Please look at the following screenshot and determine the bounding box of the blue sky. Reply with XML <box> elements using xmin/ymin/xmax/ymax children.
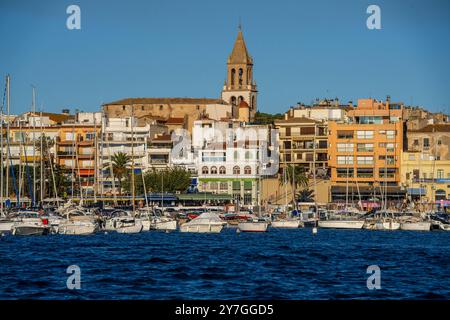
<box><xmin>0</xmin><ymin>0</ymin><xmax>449</xmax><ymax>115</ymax></box>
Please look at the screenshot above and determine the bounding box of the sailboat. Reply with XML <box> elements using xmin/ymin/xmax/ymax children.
<box><xmin>238</xmin><ymin>160</ymin><xmax>268</xmax><ymax>232</ymax></box>
<box><xmin>271</xmin><ymin>164</ymin><xmax>301</xmax><ymax>228</ymax></box>
<box><xmin>319</xmin><ymin>162</ymin><xmax>364</xmax><ymax>229</ymax></box>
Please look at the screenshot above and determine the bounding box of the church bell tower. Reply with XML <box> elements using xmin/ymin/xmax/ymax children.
<box><xmin>221</xmin><ymin>27</ymin><xmax>257</xmax><ymax>121</ymax></box>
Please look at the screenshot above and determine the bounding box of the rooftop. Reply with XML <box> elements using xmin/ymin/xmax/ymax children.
<box><xmin>104</xmin><ymin>97</ymin><xmax>226</xmax><ymax>106</ymax></box>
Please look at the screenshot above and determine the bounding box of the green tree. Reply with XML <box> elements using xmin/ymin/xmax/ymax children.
<box><xmin>124</xmin><ymin>167</ymin><xmax>191</xmax><ymax>194</ymax></box>
<box><xmin>105</xmin><ymin>152</ymin><xmax>131</xmax><ymax>195</ymax></box>
<box><xmin>279</xmin><ymin>165</ymin><xmax>309</xmax><ymax>207</ymax></box>
<box><xmin>296</xmin><ymin>189</ymin><xmax>315</xmax><ymax>202</ymax></box>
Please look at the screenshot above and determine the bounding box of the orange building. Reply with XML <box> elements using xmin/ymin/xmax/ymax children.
<box><xmin>328</xmin><ymin>97</ymin><xmax>405</xmax><ymax>206</ymax></box>
<box><xmin>56</xmin><ymin>123</ymin><xmax>101</xmax><ymax>195</ymax></box>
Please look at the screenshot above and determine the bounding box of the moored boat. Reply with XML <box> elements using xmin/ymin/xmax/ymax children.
<box><xmin>237</xmin><ymin>218</ymin><xmax>269</xmax><ymax>232</ymax></box>
<box><xmin>11</xmin><ymin>211</ymin><xmax>50</xmax><ymax>236</ymax></box>
<box><xmin>180</xmin><ymin>212</ymin><xmax>225</xmax><ymax>233</ymax></box>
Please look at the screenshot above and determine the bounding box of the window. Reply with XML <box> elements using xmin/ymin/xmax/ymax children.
<box><xmin>408</xmin><ymin>154</ymin><xmax>416</xmax><ymax>161</ymax></box>
<box><xmin>357</xmin><ymin>168</ymin><xmax>373</xmax><ymax>178</ymax></box>
<box><xmin>231</xmin><ymin>69</ymin><xmax>235</xmax><ymax>86</ymax></box>
<box><xmin>220</xmin><ymin>182</ymin><xmax>228</xmax><ymax>190</ymax></box>
<box><xmin>379</xmin><ymin>155</ymin><xmax>395</xmax><ymax>165</ymax></box>
<box><xmin>210</xmin><ymin>182</ymin><xmax>218</xmax><ymax>190</ymax></box>
<box><xmin>245</xmin><ymin>151</ymin><xmax>252</xmax><ymax>160</ymax></box>
<box><xmin>424</xmin><ymin>138</ymin><xmax>430</xmax><ymax>148</ymax></box>
<box><xmin>202</xmin><ymin>166</ymin><xmax>209</xmax><ymax>174</ymax></box>
<box><xmin>357</xmin><ymin>156</ymin><xmax>373</xmax><ymax>165</ymax></box>
<box><xmin>358</xmin><ymin>116</ymin><xmax>382</xmax><ymax>124</ymax></box>
<box><xmin>210</xmin><ymin>166</ymin><xmax>217</xmax><ymax>174</ymax></box>
<box><xmin>337</xmin><ymin>168</ymin><xmax>354</xmax><ymax>178</ymax></box>
<box><xmin>337</xmin><ymin>143</ymin><xmax>353</xmax><ymax>152</ymax></box>
<box><xmin>238</xmin><ymin>68</ymin><xmax>243</xmax><ymax>85</ymax></box>
<box><xmin>219</xmin><ymin>166</ymin><xmax>226</xmax><ymax>174</ymax></box>
<box><xmin>337</xmin><ymin>156</ymin><xmax>353</xmax><ymax>165</ymax></box>
<box><xmin>413</xmin><ymin>139</ymin><xmax>419</xmax><ymax>145</ymax></box>
<box><xmin>386</xmin><ymin>130</ymin><xmax>395</xmax><ymax>139</ymax></box>
<box><xmin>337</xmin><ymin>131</ymin><xmax>353</xmax><ymax>139</ymax></box>
<box><xmin>379</xmin><ymin>168</ymin><xmax>396</xmax><ymax>178</ymax></box>
<box><xmin>437</xmin><ymin>169</ymin><xmax>444</xmax><ymax>179</ymax></box>
<box><xmin>233</xmin><ymin>151</ymin><xmax>239</xmax><ymax>160</ymax></box>
<box><xmin>244</xmin><ymin>166</ymin><xmax>251</xmax><ymax>174</ymax></box>
<box><xmin>357</xmin><ymin>143</ymin><xmax>374</xmax><ymax>152</ymax></box>
<box><xmin>233</xmin><ymin>166</ymin><xmax>240</xmax><ymax>175</ymax></box>
<box><xmin>66</xmin><ymin>132</ymin><xmax>75</xmax><ymax>141</ymax></box>
<box><xmin>356</xmin><ymin>131</ymin><xmax>374</xmax><ymax>139</ymax></box>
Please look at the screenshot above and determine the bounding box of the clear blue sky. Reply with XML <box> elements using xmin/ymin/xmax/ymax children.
<box><xmin>1</xmin><ymin>0</ymin><xmax>449</xmax><ymax>115</ymax></box>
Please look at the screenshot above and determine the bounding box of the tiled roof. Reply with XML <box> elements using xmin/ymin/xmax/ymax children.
<box><xmin>104</xmin><ymin>98</ymin><xmax>226</xmax><ymax>105</ymax></box>
<box><xmin>410</xmin><ymin>124</ymin><xmax>450</xmax><ymax>133</ymax></box>
<box><xmin>165</xmin><ymin>117</ymin><xmax>184</xmax><ymax>125</ymax></box>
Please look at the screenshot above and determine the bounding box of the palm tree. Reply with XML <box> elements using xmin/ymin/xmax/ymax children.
<box><xmin>296</xmin><ymin>189</ymin><xmax>314</xmax><ymax>202</ymax></box>
<box><xmin>279</xmin><ymin>165</ymin><xmax>309</xmax><ymax>208</ymax></box>
<box><xmin>107</xmin><ymin>152</ymin><xmax>131</xmax><ymax>196</ymax></box>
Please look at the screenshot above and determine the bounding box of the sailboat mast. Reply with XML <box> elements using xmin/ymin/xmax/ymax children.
<box><xmin>130</xmin><ymin>107</ymin><xmax>135</xmax><ymax>213</ymax></box>
<box><xmin>0</xmin><ymin>82</ymin><xmax>3</xmax><ymax>215</ymax></box>
<box><xmin>32</xmin><ymin>87</ymin><xmax>36</xmax><ymax>207</ymax></box>
<box><xmin>93</xmin><ymin>114</ymin><xmax>98</xmax><ymax>203</ymax></box>
<box><xmin>312</xmin><ymin>125</ymin><xmax>318</xmax><ymax>215</ymax></box>
<box><xmin>5</xmin><ymin>75</ymin><xmax>10</xmax><ymax>200</ymax></box>
<box><xmin>40</xmin><ymin>110</ymin><xmax>44</xmax><ymax>204</ymax></box>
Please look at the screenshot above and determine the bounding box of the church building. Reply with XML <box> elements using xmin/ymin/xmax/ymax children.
<box><xmin>102</xmin><ymin>29</ymin><xmax>258</xmax><ymax>130</ymax></box>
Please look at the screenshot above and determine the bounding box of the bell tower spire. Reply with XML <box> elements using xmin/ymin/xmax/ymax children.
<box><xmin>221</xmin><ymin>27</ymin><xmax>257</xmax><ymax>121</ymax></box>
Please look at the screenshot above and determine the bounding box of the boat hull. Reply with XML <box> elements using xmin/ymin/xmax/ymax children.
<box><xmin>58</xmin><ymin>223</ymin><xmax>97</xmax><ymax>235</ymax></box>
<box><xmin>12</xmin><ymin>225</ymin><xmax>49</xmax><ymax>236</ymax></box>
<box><xmin>375</xmin><ymin>221</ymin><xmax>400</xmax><ymax>230</ymax></box>
<box><xmin>0</xmin><ymin>221</ymin><xmax>14</xmax><ymax>233</ymax></box>
<box><xmin>237</xmin><ymin>222</ymin><xmax>268</xmax><ymax>232</ymax></box>
<box><xmin>400</xmin><ymin>222</ymin><xmax>431</xmax><ymax>231</ymax></box>
<box><xmin>116</xmin><ymin>224</ymin><xmax>143</xmax><ymax>234</ymax></box>
<box><xmin>318</xmin><ymin>220</ymin><xmax>364</xmax><ymax>229</ymax></box>
<box><xmin>180</xmin><ymin>223</ymin><xmax>223</xmax><ymax>233</ymax></box>
<box><xmin>271</xmin><ymin>220</ymin><xmax>301</xmax><ymax>228</ymax></box>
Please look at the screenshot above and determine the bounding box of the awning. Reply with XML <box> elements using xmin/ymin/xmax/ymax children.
<box><xmin>177</xmin><ymin>193</ymin><xmax>232</xmax><ymax>201</ymax></box>
<box><xmin>407</xmin><ymin>188</ymin><xmax>427</xmax><ymax>196</ymax></box>
<box><xmin>146</xmin><ymin>193</ymin><xmax>177</xmax><ymax>201</ymax></box>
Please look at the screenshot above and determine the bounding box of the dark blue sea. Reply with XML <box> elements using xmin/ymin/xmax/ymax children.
<box><xmin>0</xmin><ymin>228</ymin><xmax>449</xmax><ymax>299</ymax></box>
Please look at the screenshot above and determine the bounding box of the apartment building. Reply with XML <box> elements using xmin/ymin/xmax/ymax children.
<box><xmin>328</xmin><ymin>97</ymin><xmax>405</xmax><ymax>205</ymax></box>
<box><xmin>274</xmin><ymin>116</ymin><xmax>328</xmax><ymax>176</ymax></box>
<box><xmin>401</xmin><ymin>124</ymin><xmax>450</xmax><ymax>206</ymax></box>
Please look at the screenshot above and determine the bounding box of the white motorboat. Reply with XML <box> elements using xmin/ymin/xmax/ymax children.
<box><xmin>237</xmin><ymin>218</ymin><xmax>269</xmax><ymax>232</ymax></box>
<box><xmin>105</xmin><ymin>210</ymin><xmax>143</xmax><ymax>234</ymax></box>
<box><xmin>375</xmin><ymin>220</ymin><xmax>400</xmax><ymax>230</ymax></box>
<box><xmin>11</xmin><ymin>211</ymin><xmax>50</xmax><ymax>236</ymax></box>
<box><xmin>139</xmin><ymin>210</ymin><xmax>178</xmax><ymax>231</ymax></box>
<box><xmin>180</xmin><ymin>212</ymin><xmax>225</xmax><ymax>233</ymax></box>
<box><xmin>57</xmin><ymin>209</ymin><xmax>98</xmax><ymax>235</ymax></box>
<box><xmin>439</xmin><ymin>223</ymin><xmax>450</xmax><ymax>231</ymax></box>
<box><xmin>318</xmin><ymin>220</ymin><xmax>365</xmax><ymax>229</ymax></box>
<box><xmin>398</xmin><ymin>216</ymin><xmax>431</xmax><ymax>231</ymax></box>
<box><xmin>271</xmin><ymin>219</ymin><xmax>302</xmax><ymax>228</ymax></box>
<box><xmin>0</xmin><ymin>219</ymin><xmax>14</xmax><ymax>233</ymax></box>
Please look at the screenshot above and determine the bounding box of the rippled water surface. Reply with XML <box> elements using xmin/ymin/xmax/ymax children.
<box><xmin>0</xmin><ymin>228</ymin><xmax>449</xmax><ymax>299</ymax></box>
